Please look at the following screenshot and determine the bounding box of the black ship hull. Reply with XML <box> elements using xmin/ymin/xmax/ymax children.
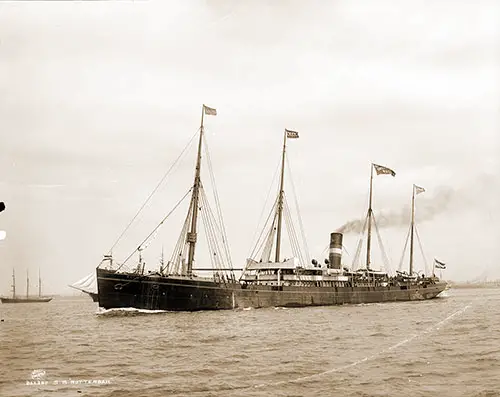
<box><xmin>1</xmin><ymin>297</ymin><xmax>52</xmax><ymax>303</ymax></box>
<box><xmin>97</xmin><ymin>268</ymin><xmax>446</xmax><ymax>311</ymax></box>
<box><xmin>86</xmin><ymin>292</ymin><xmax>99</xmax><ymax>302</ymax></box>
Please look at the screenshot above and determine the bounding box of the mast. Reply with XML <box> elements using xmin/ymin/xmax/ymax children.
<box><xmin>38</xmin><ymin>268</ymin><xmax>41</xmax><ymax>297</ymax></box>
<box><xmin>409</xmin><ymin>185</ymin><xmax>416</xmax><ymax>275</ymax></box>
<box><xmin>26</xmin><ymin>269</ymin><xmax>29</xmax><ymax>299</ymax></box>
<box><xmin>275</xmin><ymin>129</ymin><xmax>287</xmax><ymax>263</ymax></box>
<box><xmin>12</xmin><ymin>268</ymin><xmax>16</xmax><ymax>299</ymax></box>
<box><xmin>186</xmin><ymin>105</ymin><xmax>206</xmax><ymax>275</ymax></box>
<box><xmin>366</xmin><ymin>164</ymin><xmax>374</xmax><ymax>269</ymax></box>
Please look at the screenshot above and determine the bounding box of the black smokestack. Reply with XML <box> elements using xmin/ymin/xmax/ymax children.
<box><xmin>329</xmin><ymin>232</ymin><xmax>343</xmax><ymax>269</ymax></box>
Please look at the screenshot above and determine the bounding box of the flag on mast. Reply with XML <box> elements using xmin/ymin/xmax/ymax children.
<box><xmin>434</xmin><ymin>258</ymin><xmax>446</xmax><ymax>269</ymax></box>
<box><xmin>414</xmin><ymin>185</ymin><xmax>425</xmax><ymax>195</ymax></box>
<box><xmin>373</xmin><ymin>163</ymin><xmax>396</xmax><ymax>177</ymax></box>
<box><xmin>203</xmin><ymin>105</ymin><xmax>217</xmax><ymax>116</ymax></box>
<box><xmin>285</xmin><ymin>129</ymin><xmax>299</xmax><ymax>139</ymax></box>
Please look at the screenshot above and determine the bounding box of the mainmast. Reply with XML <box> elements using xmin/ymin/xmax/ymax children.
<box><xmin>38</xmin><ymin>268</ymin><xmax>41</xmax><ymax>297</ymax></box>
<box><xmin>186</xmin><ymin>104</ymin><xmax>216</xmax><ymax>275</ymax></box>
<box><xmin>275</xmin><ymin>130</ymin><xmax>287</xmax><ymax>263</ymax></box>
<box><xmin>26</xmin><ymin>269</ymin><xmax>29</xmax><ymax>299</ymax></box>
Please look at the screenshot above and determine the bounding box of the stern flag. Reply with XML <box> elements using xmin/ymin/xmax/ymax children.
<box><xmin>203</xmin><ymin>105</ymin><xmax>217</xmax><ymax>116</ymax></box>
<box><xmin>434</xmin><ymin>258</ymin><xmax>446</xmax><ymax>269</ymax></box>
<box><xmin>414</xmin><ymin>185</ymin><xmax>426</xmax><ymax>195</ymax></box>
<box><xmin>285</xmin><ymin>129</ymin><xmax>299</xmax><ymax>139</ymax></box>
<box><xmin>373</xmin><ymin>163</ymin><xmax>396</xmax><ymax>177</ymax></box>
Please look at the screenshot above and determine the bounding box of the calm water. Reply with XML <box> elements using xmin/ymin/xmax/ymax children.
<box><xmin>1</xmin><ymin>288</ymin><xmax>499</xmax><ymax>397</ymax></box>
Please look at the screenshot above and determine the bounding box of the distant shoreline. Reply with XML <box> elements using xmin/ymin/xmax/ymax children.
<box><xmin>448</xmin><ymin>282</ymin><xmax>500</xmax><ymax>289</ymax></box>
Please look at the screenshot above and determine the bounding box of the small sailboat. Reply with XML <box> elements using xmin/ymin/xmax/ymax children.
<box><xmin>1</xmin><ymin>269</ymin><xmax>52</xmax><ymax>303</ymax></box>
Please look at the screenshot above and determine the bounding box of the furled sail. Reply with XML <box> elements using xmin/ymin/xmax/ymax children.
<box><xmin>69</xmin><ymin>272</ymin><xmax>97</xmax><ymax>294</ymax></box>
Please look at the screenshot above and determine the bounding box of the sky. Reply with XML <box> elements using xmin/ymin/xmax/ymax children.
<box><xmin>0</xmin><ymin>0</ymin><xmax>499</xmax><ymax>295</ymax></box>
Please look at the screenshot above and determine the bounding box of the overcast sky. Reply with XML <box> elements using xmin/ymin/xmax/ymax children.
<box><xmin>0</xmin><ymin>0</ymin><xmax>499</xmax><ymax>294</ymax></box>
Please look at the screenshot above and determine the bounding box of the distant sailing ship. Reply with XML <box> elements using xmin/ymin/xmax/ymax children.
<box><xmin>69</xmin><ymin>272</ymin><xmax>98</xmax><ymax>302</ymax></box>
<box><xmin>1</xmin><ymin>269</ymin><xmax>52</xmax><ymax>303</ymax></box>
<box><xmin>96</xmin><ymin>105</ymin><xmax>446</xmax><ymax>311</ymax></box>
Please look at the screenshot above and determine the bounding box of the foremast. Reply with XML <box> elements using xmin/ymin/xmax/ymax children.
<box><xmin>185</xmin><ymin>104</ymin><xmax>218</xmax><ymax>275</ymax></box>
<box><xmin>108</xmin><ymin>104</ymin><xmax>228</xmax><ymax>277</ymax></box>
<box><xmin>186</xmin><ymin>106</ymin><xmax>206</xmax><ymax>275</ymax></box>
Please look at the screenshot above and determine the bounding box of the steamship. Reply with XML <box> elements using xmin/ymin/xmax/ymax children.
<box><xmin>96</xmin><ymin>105</ymin><xmax>446</xmax><ymax>311</ymax></box>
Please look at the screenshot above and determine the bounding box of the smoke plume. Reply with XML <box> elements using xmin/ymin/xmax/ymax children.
<box><xmin>336</xmin><ymin>186</ymin><xmax>454</xmax><ymax>234</ymax></box>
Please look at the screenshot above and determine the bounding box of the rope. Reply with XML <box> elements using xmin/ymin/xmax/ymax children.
<box><xmin>199</xmin><ymin>186</ymin><xmax>233</xmax><ymax>277</ymax></box>
<box><xmin>283</xmin><ymin>194</ymin><xmax>305</xmax><ymax>266</ymax></box>
<box><xmin>116</xmin><ymin>187</ymin><xmax>193</xmax><ymax>271</ymax></box>
<box><xmin>351</xmin><ymin>215</ymin><xmax>368</xmax><ymax>270</ymax></box>
<box><xmin>260</xmin><ymin>209</ymin><xmax>278</xmax><ymax>263</ymax></box>
<box><xmin>247</xmin><ymin>157</ymin><xmax>282</xmax><ymax>258</ymax></box>
<box><xmin>107</xmin><ymin>129</ymin><xmax>199</xmax><ymax>255</ymax></box>
<box><xmin>169</xmin><ymin>197</ymin><xmax>194</xmax><ymax>274</ymax></box>
<box><xmin>202</xmin><ymin>134</ymin><xmax>233</xmax><ymax>269</ymax></box>
<box><xmin>415</xmin><ymin>226</ymin><xmax>430</xmax><ymax>276</ymax></box>
<box><xmin>397</xmin><ymin>224</ymin><xmax>412</xmax><ymax>272</ymax></box>
<box><xmin>286</xmin><ymin>156</ymin><xmax>311</xmax><ymax>264</ymax></box>
<box><xmin>372</xmin><ymin>213</ymin><xmax>393</xmax><ymax>274</ymax></box>
<box><xmin>249</xmin><ymin>195</ymin><xmax>279</xmax><ymax>260</ymax></box>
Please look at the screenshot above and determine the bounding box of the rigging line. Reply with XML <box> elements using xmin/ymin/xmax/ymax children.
<box><xmin>199</xmin><ymin>182</ymin><xmax>233</xmax><ymax>271</ymax></box>
<box><xmin>260</xmin><ymin>211</ymin><xmax>278</xmax><ymax>262</ymax></box>
<box><xmin>250</xmin><ymin>195</ymin><xmax>279</xmax><ymax>259</ymax></box>
<box><xmin>247</xmin><ymin>156</ymin><xmax>282</xmax><ymax>258</ymax></box>
<box><xmin>260</xmin><ymin>209</ymin><xmax>278</xmax><ymax>263</ymax></box>
<box><xmin>202</xmin><ymin>188</ymin><xmax>228</xmax><ymax>271</ymax></box>
<box><xmin>352</xmin><ymin>215</ymin><xmax>368</xmax><ymax>269</ymax></box>
<box><xmin>199</xmin><ymin>193</ymin><xmax>217</xmax><ymax>272</ymax></box>
<box><xmin>200</xmin><ymin>188</ymin><xmax>230</xmax><ymax>273</ymax></box>
<box><xmin>169</xmin><ymin>200</ymin><xmax>192</xmax><ymax>273</ymax></box>
<box><xmin>372</xmin><ymin>214</ymin><xmax>392</xmax><ymax>274</ymax></box>
<box><xmin>414</xmin><ymin>226</ymin><xmax>430</xmax><ymax>276</ymax></box>
<box><xmin>283</xmin><ymin>195</ymin><xmax>305</xmax><ymax>265</ymax></box>
<box><xmin>116</xmin><ymin>187</ymin><xmax>193</xmax><ymax>272</ymax></box>
<box><xmin>398</xmin><ymin>224</ymin><xmax>412</xmax><ymax>272</ymax></box>
<box><xmin>108</xmin><ymin>129</ymin><xmax>199</xmax><ymax>254</ymax></box>
<box><xmin>282</xmin><ymin>199</ymin><xmax>298</xmax><ymax>262</ymax></box>
<box><xmin>202</xmin><ymin>134</ymin><xmax>233</xmax><ymax>267</ymax></box>
<box><xmin>285</xmin><ymin>155</ymin><xmax>310</xmax><ymax>264</ymax></box>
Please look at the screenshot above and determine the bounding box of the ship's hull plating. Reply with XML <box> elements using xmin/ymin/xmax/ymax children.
<box><xmin>97</xmin><ymin>269</ymin><xmax>446</xmax><ymax>311</ymax></box>
<box><xmin>86</xmin><ymin>292</ymin><xmax>99</xmax><ymax>302</ymax></box>
<box><xmin>0</xmin><ymin>297</ymin><xmax>52</xmax><ymax>303</ymax></box>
